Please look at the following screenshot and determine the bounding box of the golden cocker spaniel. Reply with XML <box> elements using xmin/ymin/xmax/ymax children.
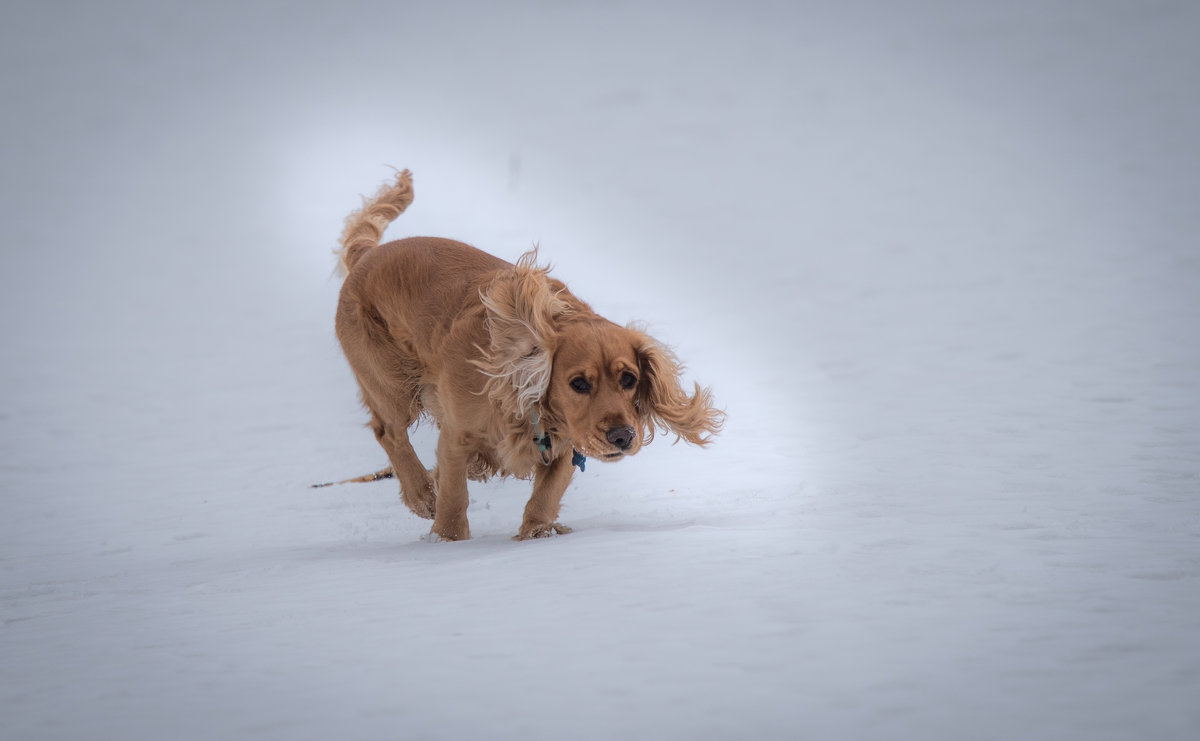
<box><xmin>334</xmin><ymin>169</ymin><xmax>722</xmax><ymax>540</ymax></box>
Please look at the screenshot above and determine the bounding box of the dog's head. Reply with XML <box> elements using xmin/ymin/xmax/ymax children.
<box><xmin>478</xmin><ymin>253</ymin><xmax>722</xmax><ymax>463</ymax></box>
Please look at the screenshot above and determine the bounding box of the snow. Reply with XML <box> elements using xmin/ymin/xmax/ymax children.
<box><xmin>2</xmin><ymin>1</ymin><xmax>1199</xmax><ymax>739</ymax></box>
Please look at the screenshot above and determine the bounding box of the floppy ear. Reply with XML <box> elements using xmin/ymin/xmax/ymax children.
<box><xmin>476</xmin><ymin>251</ymin><xmax>572</xmax><ymax>420</ymax></box>
<box><xmin>631</xmin><ymin>329</ymin><xmax>724</xmax><ymax>445</ymax></box>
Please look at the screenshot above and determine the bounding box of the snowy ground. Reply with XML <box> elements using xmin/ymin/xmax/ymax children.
<box><xmin>3</xmin><ymin>1</ymin><xmax>1199</xmax><ymax>739</ymax></box>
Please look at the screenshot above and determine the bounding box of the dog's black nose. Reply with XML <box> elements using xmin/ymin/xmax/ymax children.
<box><xmin>606</xmin><ymin>425</ymin><xmax>635</xmax><ymax>450</ymax></box>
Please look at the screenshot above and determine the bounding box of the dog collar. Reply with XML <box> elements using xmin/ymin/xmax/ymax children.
<box><xmin>531</xmin><ymin>411</ymin><xmax>586</xmax><ymax>472</ymax></box>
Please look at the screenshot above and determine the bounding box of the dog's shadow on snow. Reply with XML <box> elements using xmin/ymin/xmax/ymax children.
<box><xmin>287</xmin><ymin>517</ymin><xmax>718</xmax><ymax>565</ymax></box>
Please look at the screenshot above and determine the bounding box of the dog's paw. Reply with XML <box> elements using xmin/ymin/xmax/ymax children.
<box><xmin>421</xmin><ymin>529</ymin><xmax>464</xmax><ymax>543</ymax></box>
<box><xmin>401</xmin><ymin>479</ymin><xmax>437</xmax><ymax>520</ymax></box>
<box><xmin>429</xmin><ymin>516</ymin><xmax>470</xmax><ymax>542</ymax></box>
<box><xmin>409</xmin><ymin>495</ymin><xmax>436</xmax><ymax>520</ymax></box>
<box><xmin>514</xmin><ymin>522</ymin><xmax>574</xmax><ymax>541</ymax></box>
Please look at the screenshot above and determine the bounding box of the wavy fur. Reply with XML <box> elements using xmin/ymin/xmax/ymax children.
<box><xmin>475</xmin><ymin>251</ymin><xmax>573</xmax><ymax>422</ymax></box>
<box><xmin>631</xmin><ymin>329</ymin><xmax>724</xmax><ymax>445</ymax></box>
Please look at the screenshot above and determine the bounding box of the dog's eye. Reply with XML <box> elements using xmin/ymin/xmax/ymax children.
<box><xmin>619</xmin><ymin>371</ymin><xmax>638</xmax><ymax>390</ymax></box>
<box><xmin>569</xmin><ymin>377</ymin><xmax>592</xmax><ymax>394</ymax></box>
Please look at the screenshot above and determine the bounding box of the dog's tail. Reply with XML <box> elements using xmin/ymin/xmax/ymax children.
<box><xmin>337</xmin><ymin>168</ymin><xmax>414</xmax><ymax>276</ymax></box>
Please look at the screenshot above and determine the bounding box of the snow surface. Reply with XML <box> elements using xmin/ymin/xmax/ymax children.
<box><xmin>3</xmin><ymin>1</ymin><xmax>1199</xmax><ymax>739</ymax></box>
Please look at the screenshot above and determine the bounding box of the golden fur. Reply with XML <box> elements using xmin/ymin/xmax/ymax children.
<box><xmin>334</xmin><ymin>169</ymin><xmax>722</xmax><ymax>540</ymax></box>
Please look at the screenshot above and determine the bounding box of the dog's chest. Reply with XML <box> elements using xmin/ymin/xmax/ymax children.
<box><xmin>420</xmin><ymin>384</ymin><xmax>538</xmax><ymax>481</ymax></box>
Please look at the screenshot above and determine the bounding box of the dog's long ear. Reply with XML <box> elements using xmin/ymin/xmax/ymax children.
<box><xmin>631</xmin><ymin>329</ymin><xmax>724</xmax><ymax>445</ymax></box>
<box><xmin>476</xmin><ymin>251</ymin><xmax>572</xmax><ymax>420</ymax></box>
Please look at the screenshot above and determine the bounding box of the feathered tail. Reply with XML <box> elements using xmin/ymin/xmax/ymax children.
<box><xmin>337</xmin><ymin>168</ymin><xmax>414</xmax><ymax>275</ymax></box>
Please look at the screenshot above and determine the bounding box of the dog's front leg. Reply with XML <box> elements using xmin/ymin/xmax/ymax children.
<box><xmin>515</xmin><ymin>453</ymin><xmax>576</xmax><ymax>540</ymax></box>
<box><xmin>430</xmin><ymin>434</ymin><xmax>471</xmax><ymax>541</ymax></box>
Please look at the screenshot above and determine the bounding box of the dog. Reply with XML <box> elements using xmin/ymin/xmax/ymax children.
<box><xmin>334</xmin><ymin>169</ymin><xmax>723</xmax><ymax>540</ymax></box>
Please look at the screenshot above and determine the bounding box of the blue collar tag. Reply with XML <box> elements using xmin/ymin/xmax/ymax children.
<box><xmin>532</xmin><ymin>410</ymin><xmax>586</xmax><ymax>471</ymax></box>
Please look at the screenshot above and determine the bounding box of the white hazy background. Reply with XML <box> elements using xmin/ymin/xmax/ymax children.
<box><xmin>2</xmin><ymin>1</ymin><xmax>1198</xmax><ymax>739</ymax></box>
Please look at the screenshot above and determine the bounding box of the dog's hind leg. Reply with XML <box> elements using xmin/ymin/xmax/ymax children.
<box><xmin>368</xmin><ymin>409</ymin><xmax>437</xmax><ymax>520</ymax></box>
<box><xmin>337</xmin><ymin>299</ymin><xmax>438</xmax><ymax>520</ymax></box>
<box><xmin>353</xmin><ymin>355</ymin><xmax>437</xmax><ymax>520</ymax></box>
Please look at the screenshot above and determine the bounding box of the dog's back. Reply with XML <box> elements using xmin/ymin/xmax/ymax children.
<box><xmin>340</xmin><ymin>237</ymin><xmax>509</xmax><ymax>358</ymax></box>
